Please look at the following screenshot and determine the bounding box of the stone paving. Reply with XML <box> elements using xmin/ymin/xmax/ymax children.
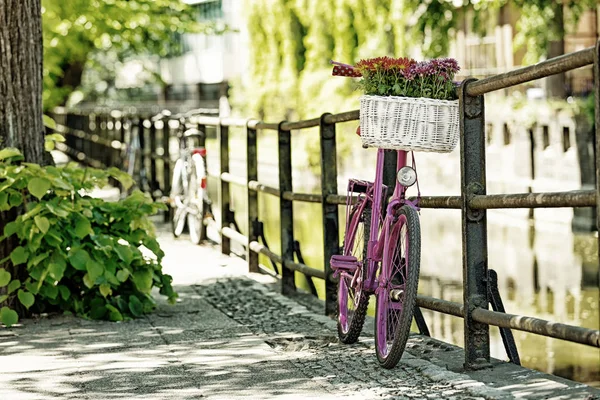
<box><xmin>0</xmin><ymin>226</ymin><xmax>598</xmax><ymax>400</ymax></box>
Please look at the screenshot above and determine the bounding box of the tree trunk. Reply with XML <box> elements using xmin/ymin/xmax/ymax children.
<box><xmin>0</xmin><ymin>0</ymin><xmax>44</xmax><ymax>309</ymax></box>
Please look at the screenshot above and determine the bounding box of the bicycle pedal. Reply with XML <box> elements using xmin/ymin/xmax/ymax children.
<box><xmin>330</xmin><ymin>255</ymin><xmax>359</xmax><ymax>272</ymax></box>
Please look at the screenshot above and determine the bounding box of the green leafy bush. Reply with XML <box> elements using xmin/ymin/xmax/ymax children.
<box><xmin>0</xmin><ymin>146</ymin><xmax>176</xmax><ymax>327</ymax></box>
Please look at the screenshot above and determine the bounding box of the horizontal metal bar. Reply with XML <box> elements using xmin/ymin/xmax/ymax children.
<box><xmin>54</xmin><ymin>143</ymin><xmax>106</xmax><ymax>169</ymax></box>
<box><xmin>248</xmin><ymin>180</ymin><xmax>280</xmax><ymax>197</ymax></box>
<box><xmin>467</xmin><ymin>46</ymin><xmax>594</xmax><ymax>96</ymax></box>
<box><xmin>248</xmin><ymin>241</ymin><xmax>325</xmax><ymax>279</ymax></box>
<box><xmin>254</xmin><ymin>121</ymin><xmax>280</xmax><ymax>130</ymax></box>
<box><xmin>249</xmin><ymin>240</ymin><xmax>283</xmax><ymax>264</ymax></box>
<box><xmin>195</xmin><ymin>116</ymin><xmax>220</xmax><ymax>126</ymax></box>
<box><xmin>470</xmin><ymin>190</ymin><xmax>596</xmax><ymax>209</ymax></box>
<box><xmin>410</xmin><ymin>196</ymin><xmax>462</xmax><ymax>209</ymax></box>
<box><xmin>327</xmin><ymin>194</ymin><xmax>462</xmax><ymax>209</ymax></box>
<box><xmin>247</xmin><ymin>119</ymin><xmax>262</xmax><ymax>129</ymax></box>
<box><xmin>416</xmin><ymin>295</ymin><xmax>464</xmax><ymax>318</ymax></box>
<box><xmin>220</xmin><ymin>117</ymin><xmax>247</xmax><ymax>127</ymax></box>
<box><xmin>283</xmin><ymin>260</ymin><xmax>326</xmax><ymax>279</ymax></box>
<box><xmin>281</xmin><ymin>118</ymin><xmax>321</xmax><ymax>131</ymax></box>
<box><xmin>325</xmin><ymin>194</ymin><xmax>351</xmax><ymax>205</ymax></box>
<box><xmin>323</xmin><ymin>110</ymin><xmax>359</xmax><ymax>124</ymax></box>
<box><xmin>257</xmin><ymin>263</ymin><xmax>279</xmax><ymax>278</ymax></box>
<box><xmin>221</xmin><ymin>172</ymin><xmax>247</xmax><ymax>186</ymax></box>
<box><xmin>282</xmin><ymin>191</ymin><xmax>322</xmax><ymax>203</ymax></box>
<box><xmin>472</xmin><ymin>308</ymin><xmax>600</xmax><ymax>348</ymax></box>
<box><xmin>221</xmin><ymin>227</ymin><xmax>249</xmax><ymax>246</ymax></box>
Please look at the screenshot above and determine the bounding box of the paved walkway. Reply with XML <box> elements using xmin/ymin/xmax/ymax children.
<box><xmin>0</xmin><ymin>227</ymin><xmax>598</xmax><ymax>400</ymax></box>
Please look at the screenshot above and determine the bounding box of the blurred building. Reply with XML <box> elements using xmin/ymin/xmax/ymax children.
<box><xmin>450</xmin><ymin>5</ymin><xmax>599</xmax><ymax>97</ymax></box>
<box><xmin>158</xmin><ymin>0</ymin><xmax>248</xmax><ymax>110</ymax></box>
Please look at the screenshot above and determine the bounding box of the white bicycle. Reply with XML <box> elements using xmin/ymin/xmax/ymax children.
<box><xmin>169</xmin><ymin>114</ymin><xmax>211</xmax><ymax>245</ymax></box>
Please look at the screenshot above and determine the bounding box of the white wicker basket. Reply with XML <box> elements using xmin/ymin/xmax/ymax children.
<box><xmin>359</xmin><ymin>95</ymin><xmax>459</xmax><ymax>153</ymax></box>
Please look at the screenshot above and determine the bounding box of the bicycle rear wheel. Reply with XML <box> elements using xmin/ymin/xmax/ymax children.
<box><xmin>337</xmin><ymin>203</ymin><xmax>370</xmax><ymax>344</ymax></box>
<box><xmin>375</xmin><ymin>205</ymin><xmax>420</xmax><ymax>368</ymax></box>
<box><xmin>171</xmin><ymin>159</ymin><xmax>187</xmax><ymax>237</ymax></box>
<box><xmin>187</xmin><ymin>154</ymin><xmax>207</xmax><ymax>245</ymax></box>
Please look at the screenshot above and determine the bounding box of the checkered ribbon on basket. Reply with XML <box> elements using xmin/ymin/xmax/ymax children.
<box><xmin>331</xmin><ymin>60</ymin><xmax>362</xmax><ymax>78</ymax></box>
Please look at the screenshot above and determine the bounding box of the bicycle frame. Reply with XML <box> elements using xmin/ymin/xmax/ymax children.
<box><xmin>347</xmin><ymin>149</ymin><xmax>417</xmax><ymax>294</ymax></box>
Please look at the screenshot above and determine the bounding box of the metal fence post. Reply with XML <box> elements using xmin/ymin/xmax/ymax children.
<box><xmin>247</xmin><ymin>121</ymin><xmax>259</xmax><ymax>273</ymax></box>
<box><xmin>278</xmin><ymin>121</ymin><xmax>296</xmax><ymax>295</ymax></box>
<box><xmin>460</xmin><ymin>78</ymin><xmax>491</xmax><ymax>370</ymax></box>
<box><xmin>149</xmin><ymin>120</ymin><xmax>158</xmax><ymax>195</ymax></box>
<box><xmin>320</xmin><ymin>113</ymin><xmax>339</xmax><ymax>316</ymax></box>
<box><xmin>219</xmin><ymin>120</ymin><xmax>231</xmax><ymax>255</ymax></box>
<box><xmin>162</xmin><ymin>117</ymin><xmax>171</xmax><ymax>223</ymax></box>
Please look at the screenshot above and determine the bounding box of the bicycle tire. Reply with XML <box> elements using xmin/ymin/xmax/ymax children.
<box><xmin>375</xmin><ymin>205</ymin><xmax>420</xmax><ymax>368</ymax></box>
<box><xmin>187</xmin><ymin>154</ymin><xmax>207</xmax><ymax>245</ymax></box>
<box><xmin>171</xmin><ymin>159</ymin><xmax>187</xmax><ymax>237</ymax></box>
<box><xmin>337</xmin><ymin>203</ymin><xmax>371</xmax><ymax>344</ymax></box>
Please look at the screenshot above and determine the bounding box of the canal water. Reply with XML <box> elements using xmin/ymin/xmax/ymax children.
<box><xmin>201</xmin><ymin>127</ymin><xmax>599</xmax><ymax>387</ymax></box>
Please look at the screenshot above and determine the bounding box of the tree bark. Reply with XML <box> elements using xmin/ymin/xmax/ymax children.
<box><xmin>0</xmin><ymin>0</ymin><xmax>44</xmax><ymax>161</ymax></box>
<box><xmin>0</xmin><ymin>0</ymin><xmax>44</xmax><ymax>310</ymax></box>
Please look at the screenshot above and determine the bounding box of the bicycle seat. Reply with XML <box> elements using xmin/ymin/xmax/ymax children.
<box><xmin>183</xmin><ymin>128</ymin><xmax>205</xmax><ymax>138</ymax></box>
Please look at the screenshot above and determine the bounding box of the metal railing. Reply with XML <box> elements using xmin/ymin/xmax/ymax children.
<box><xmin>53</xmin><ymin>43</ymin><xmax>600</xmax><ymax>371</ymax></box>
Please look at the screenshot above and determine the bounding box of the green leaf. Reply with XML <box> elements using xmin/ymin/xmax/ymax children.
<box><xmin>68</xmin><ymin>248</ymin><xmax>90</xmax><ymax>271</ymax></box>
<box><xmin>0</xmin><ymin>148</ymin><xmax>22</xmax><ymax>161</ymax></box>
<box><xmin>29</xmin><ymin>251</ymin><xmax>50</xmax><ymax>267</ymax></box>
<box><xmin>114</xmin><ymin>245</ymin><xmax>134</xmax><ymax>264</ymax></box>
<box><xmin>48</xmin><ymin>259</ymin><xmax>67</xmax><ymax>281</ymax></box>
<box><xmin>17</xmin><ymin>290</ymin><xmax>35</xmax><ymax>309</ymax></box>
<box><xmin>89</xmin><ymin>305</ymin><xmax>107</xmax><ymax>320</ymax></box>
<box><xmin>74</xmin><ymin>217</ymin><xmax>92</xmax><ymax>239</ymax></box>
<box><xmin>89</xmin><ymin>297</ymin><xmax>107</xmax><ymax>320</ymax></box>
<box><xmin>0</xmin><ymin>295</ymin><xmax>7</xmax><ymax>303</ymax></box>
<box><xmin>99</xmin><ymin>284</ymin><xmax>112</xmax><ymax>297</ymax></box>
<box><xmin>0</xmin><ymin>192</ymin><xmax>8</xmax><ymax>211</ymax></box>
<box><xmin>10</xmin><ymin>246</ymin><xmax>28</xmax><ymax>265</ymax></box>
<box><xmin>28</xmin><ymin>177</ymin><xmax>52</xmax><ymax>200</ymax></box>
<box><xmin>128</xmin><ymin>295</ymin><xmax>144</xmax><ymax>317</ymax></box>
<box><xmin>83</xmin><ymin>273</ymin><xmax>94</xmax><ymax>289</ymax></box>
<box><xmin>0</xmin><ymin>307</ymin><xmax>18</xmax><ymax>326</ymax></box>
<box><xmin>39</xmin><ymin>284</ymin><xmax>58</xmax><ymax>300</ymax></box>
<box><xmin>108</xmin><ymin>167</ymin><xmax>133</xmax><ymax>190</ymax></box>
<box><xmin>4</xmin><ymin>221</ymin><xmax>18</xmax><ymax>237</ymax></box>
<box><xmin>8</xmin><ymin>192</ymin><xmax>22</xmax><ymax>208</ymax></box>
<box><xmin>43</xmin><ymin>116</ymin><xmax>58</xmax><ymax>130</ymax></box>
<box><xmin>58</xmin><ymin>285</ymin><xmax>70</xmax><ymax>301</ymax></box>
<box><xmin>25</xmin><ymin>280</ymin><xmax>39</xmax><ymax>294</ymax></box>
<box><xmin>105</xmin><ymin>304</ymin><xmax>123</xmax><ymax>322</ymax></box>
<box><xmin>0</xmin><ymin>270</ymin><xmax>10</xmax><ymax>287</ymax></box>
<box><xmin>131</xmin><ymin>269</ymin><xmax>153</xmax><ymax>294</ymax></box>
<box><xmin>116</xmin><ymin>269</ymin><xmax>129</xmax><ymax>282</ymax></box>
<box><xmin>44</xmin><ymin>229</ymin><xmax>63</xmax><ymax>246</ymax></box>
<box><xmin>7</xmin><ymin>279</ymin><xmax>20</xmax><ymax>294</ymax></box>
<box><xmin>34</xmin><ymin>216</ymin><xmax>50</xmax><ymax>234</ymax></box>
<box><xmin>45</xmin><ymin>203</ymin><xmax>69</xmax><ymax>218</ymax></box>
<box><xmin>86</xmin><ymin>259</ymin><xmax>104</xmax><ymax>282</ymax></box>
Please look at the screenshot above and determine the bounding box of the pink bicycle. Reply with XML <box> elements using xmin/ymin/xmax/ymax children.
<box><xmin>331</xmin><ymin>149</ymin><xmax>421</xmax><ymax>369</ymax></box>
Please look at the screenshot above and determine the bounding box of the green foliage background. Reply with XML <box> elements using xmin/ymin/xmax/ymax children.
<box><xmin>232</xmin><ymin>0</ymin><xmax>597</xmax><ymax>123</ymax></box>
<box><xmin>42</xmin><ymin>0</ymin><xmax>219</xmax><ymax>110</ymax></box>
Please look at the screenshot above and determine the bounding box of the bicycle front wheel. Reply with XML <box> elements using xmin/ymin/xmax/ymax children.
<box><xmin>337</xmin><ymin>203</ymin><xmax>370</xmax><ymax>344</ymax></box>
<box><xmin>187</xmin><ymin>154</ymin><xmax>207</xmax><ymax>245</ymax></box>
<box><xmin>375</xmin><ymin>205</ymin><xmax>420</xmax><ymax>368</ymax></box>
<box><xmin>171</xmin><ymin>159</ymin><xmax>187</xmax><ymax>237</ymax></box>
